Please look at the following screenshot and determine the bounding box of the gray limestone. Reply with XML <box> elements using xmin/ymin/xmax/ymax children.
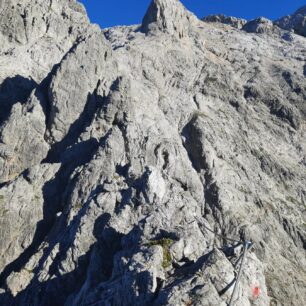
<box><xmin>242</xmin><ymin>17</ymin><xmax>280</xmax><ymax>35</ymax></box>
<box><xmin>275</xmin><ymin>6</ymin><xmax>306</xmax><ymax>37</ymax></box>
<box><xmin>203</xmin><ymin>14</ymin><xmax>247</xmax><ymax>29</ymax></box>
<box><xmin>0</xmin><ymin>1</ymin><xmax>305</xmax><ymax>306</ymax></box>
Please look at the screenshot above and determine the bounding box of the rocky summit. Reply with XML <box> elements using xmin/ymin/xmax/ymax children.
<box><xmin>0</xmin><ymin>0</ymin><xmax>305</xmax><ymax>305</ymax></box>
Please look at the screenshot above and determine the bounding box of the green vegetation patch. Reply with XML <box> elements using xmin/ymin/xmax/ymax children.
<box><xmin>74</xmin><ymin>202</ymin><xmax>83</xmax><ymax>210</ymax></box>
<box><xmin>147</xmin><ymin>238</ymin><xmax>174</xmax><ymax>269</ymax></box>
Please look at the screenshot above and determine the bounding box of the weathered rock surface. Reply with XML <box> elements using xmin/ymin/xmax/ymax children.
<box><xmin>0</xmin><ymin>163</ymin><xmax>60</xmax><ymax>278</ymax></box>
<box><xmin>0</xmin><ymin>89</ymin><xmax>49</xmax><ymax>183</ymax></box>
<box><xmin>203</xmin><ymin>14</ymin><xmax>247</xmax><ymax>29</ymax></box>
<box><xmin>0</xmin><ymin>1</ymin><xmax>305</xmax><ymax>306</ymax></box>
<box><xmin>275</xmin><ymin>5</ymin><xmax>306</xmax><ymax>37</ymax></box>
<box><xmin>242</xmin><ymin>17</ymin><xmax>280</xmax><ymax>35</ymax></box>
<box><xmin>46</xmin><ymin>27</ymin><xmax>117</xmax><ymax>143</ymax></box>
<box><xmin>141</xmin><ymin>0</ymin><xmax>199</xmax><ymax>38</ymax></box>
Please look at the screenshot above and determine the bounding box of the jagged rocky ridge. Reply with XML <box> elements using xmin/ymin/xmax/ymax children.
<box><xmin>0</xmin><ymin>0</ymin><xmax>305</xmax><ymax>305</ymax></box>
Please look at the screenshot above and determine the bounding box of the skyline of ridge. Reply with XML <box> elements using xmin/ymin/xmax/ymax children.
<box><xmin>79</xmin><ymin>0</ymin><xmax>306</xmax><ymax>28</ymax></box>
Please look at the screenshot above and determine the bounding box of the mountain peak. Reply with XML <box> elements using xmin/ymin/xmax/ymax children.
<box><xmin>275</xmin><ymin>5</ymin><xmax>306</xmax><ymax>37</ymax></box>
<box><xmin>141</xmin><ymin>0</ymin><xmax>197</xmax><ymax>37</ymax></box>
<box><xmin>296</xmin><ymin>5</ymin><xmax>306</xmax><ymax>15</ymax></box>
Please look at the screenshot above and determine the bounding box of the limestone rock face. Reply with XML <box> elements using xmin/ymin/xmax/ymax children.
<box><xmin>141</xmin><ymin>0</ymin><xmax>198</xmax><ymax>37</ymax></box>
<box><xmin>0</xmin><ymin>0</ymin><xmax>87</xmax><ymax>46</ymax></box>
<box><xmin>47</xmin><ymin>28</ymin><xmax>117</xmax><ymax>143</ymax></box>
<box><xmin>0</xmin><ymin>0</ymin><xmax>90</xmax><ymax>81</ymax></box>
<box><xmin>275</xmin><ymin>6</ymin><xmax>306</xmax><ymax>37</ymax></box>
<box><xmin>0</xmin><ymin>1</ymin><xmax>305</xmax><ymax>306</ymax></box>
<box><xmin>0</xmin><ymin>90</ymin><xmax>49</xmax><ymax>183</ymax></box>
<box><xmin>242</xmin><ymin>17</ymin><xmax>279</xmax><ymax>34</ymax></box>
<box><xmin>203</xmin><ymin>14</ymin><xmax>247</xmax><ymax>29</ymax></box>
<box><xmin>0</xmin><ymin>163</ymin><xmax>60</xmax><ymax>276</ymax></box>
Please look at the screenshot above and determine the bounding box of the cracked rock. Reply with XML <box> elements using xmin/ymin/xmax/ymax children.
<box><xmin>0</xmin><ymin>1</ymin><xmax>305</xmax><ymax>306</ymax></box>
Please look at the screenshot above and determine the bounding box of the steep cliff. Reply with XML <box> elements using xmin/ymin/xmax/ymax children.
<box><xmin>0</xmin><ymin>1</ymin><xmax>305</xmax><ymax>305</ymax></box>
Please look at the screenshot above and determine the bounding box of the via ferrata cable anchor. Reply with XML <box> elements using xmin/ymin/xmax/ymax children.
<box><xmin>228</xmin><ymin>240</ymin><xmax>253</xmax><ymax>306</ymax></box>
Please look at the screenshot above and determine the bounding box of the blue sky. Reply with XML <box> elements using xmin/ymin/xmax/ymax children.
<box><xmin>79</xmin><ymin>0</ymin><xmax>306</xmax><ymax>28</ymax></box>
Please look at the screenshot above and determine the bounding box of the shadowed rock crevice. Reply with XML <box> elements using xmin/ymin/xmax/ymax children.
<box><xmin>0</xmin><ymin>137</ymin><xmax>101</xmax><ymax>295</ymax></box>
<box><xmin>0</xmin><ymin>166</ymin><xmax>61</xmax><ymax>288</ymax></box>
<box><xmin>37</xmin><ymin>39</ymin><xmax>86</xmax><ymax>124</ymax></box>
<box><xmin>181</xmin><ymin>116</ymin><xmax>209</xmax><ymax>172</ymax></box>
<box><xmin>10</xmin><ymin>251</ymin><xmax>92</xmax><ymax>306</ymax></box>
<box><xmin>44</xmin><ymin>89</ymin><xmax>99</xmax><ymax>163</ymax></box>
<box><xmin>181</xmin><ymin>116</ymin><xmax>222</xmax><ymax>219</ymax></box>
<box><xmin>0</xmin><ymin>75</ymin><xmax>37</xmax><ymax>125</ymax></box>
